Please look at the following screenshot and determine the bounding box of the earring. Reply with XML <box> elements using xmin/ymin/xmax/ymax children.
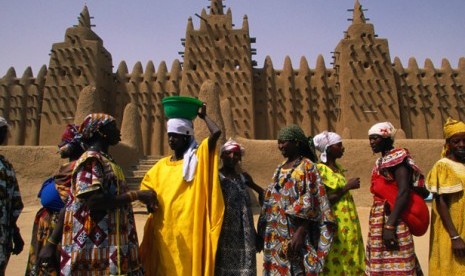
<box><xmin>97</xmin><ymin>129</ymin><xmax>107</xmax><ymax>138</ymax></box>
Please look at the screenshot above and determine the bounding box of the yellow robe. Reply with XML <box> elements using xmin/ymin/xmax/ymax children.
<box><xmin>426</xmin><ymin>157</ymin><xmax>465</xmax><ymax>275</ymax></box>
<box><xmin>139</xmin><ymin>138</ymin><xmax>224</xmax><ymax>276</ymax></box>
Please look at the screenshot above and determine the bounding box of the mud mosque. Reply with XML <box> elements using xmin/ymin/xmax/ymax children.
<box><xmin>1</xmin><ymin>0</ymin><xmax>464</xmax><ymax>158</ymax></box>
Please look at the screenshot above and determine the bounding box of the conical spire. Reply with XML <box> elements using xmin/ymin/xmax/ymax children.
<box><xmin>352</xmin><ymin>0</ymin><xmax>366</xmax><ymax>24</ymax></box>
<box><xmin>78</xmin><ymin>5</ymin><xmax>91</xmax><ymax>28</ymax></box>
<box><xmin>209</xmin><ymin>0</ymin><xmax>224</xmax><ymax>15</ymax></box>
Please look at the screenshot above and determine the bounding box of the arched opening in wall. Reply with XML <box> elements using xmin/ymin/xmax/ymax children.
<box><xmin>363</xmin><ymin>62</ymin><xmax>370</xmax><ymax>69</ymax></box>
<box><xmin>74</xmin><ymin>69</ymin><xmax>82</xmax><ymax>76</ymax></box>
<box><xmin>191</xmin><ymin>64</ymin><xmax>197</xmax><ymax>71</ymax></box>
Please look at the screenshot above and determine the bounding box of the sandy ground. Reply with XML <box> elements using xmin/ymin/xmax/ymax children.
<box><xmin>8</xmin><ymin>204</ymin><xmax>431</xmax><ymax>275</ymax></box>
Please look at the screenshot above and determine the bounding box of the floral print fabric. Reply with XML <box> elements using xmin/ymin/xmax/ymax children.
<box><xmin>258</xmin><ymin>158</ymin><xmax>335</xmax><ymax>276</ymax></box>
<box><xmin>316</xmin><ymin>163</ymin><xmax>365</xmax><ymax>275</ymax></box>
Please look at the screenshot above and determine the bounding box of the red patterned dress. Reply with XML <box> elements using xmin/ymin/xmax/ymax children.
<box><xmin>60</xmin><ymin>151</ymin><xmax>142</xmax><ymax>275</ymax></box>
<box><xmin>258</xmin><ymin>157</ymin><xmax>336</xmax><ymax>276</ymax></box>
<box><xmin>365</xmin><ymin>148</ymin><xmax>425</xmax><ymax>275</ymax></box>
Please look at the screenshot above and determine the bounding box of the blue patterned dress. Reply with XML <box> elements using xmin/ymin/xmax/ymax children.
<box><xmin>258</xmin><ymin>157</ymin><xmax>336</xmax><ymax>275</ymax></box>
<box><xmin>215</xmin><ymin>172</ymin><xmax>257</xmax><ymax>275</ymax></box>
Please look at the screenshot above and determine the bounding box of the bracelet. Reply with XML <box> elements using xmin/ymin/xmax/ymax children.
<box><xmin>128</xmin><ymin>192</ymin><xmax>135</xmax><ymax>202</ymax></box>
<box><xmin>451</xmin><ymin>235</ymin><xmax>461</xmax><ymax>240</ymax></box>
<box><xmin>384</xmin><ymin>224</ymin><xmax>396</xmax><ymax>230</ymax></box>
<box><xmin>128</xmin><ymin>191</ymin><xmax>138</xmax><ymax>202</ymax></box>
<box><xmin>47</xmin><ymin>238</ymin><xmax>58</xmax><ymax>245</ymax></box>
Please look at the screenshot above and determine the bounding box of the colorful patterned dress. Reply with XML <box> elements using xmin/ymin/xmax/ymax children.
<box><xmin>0</xmin><ymin>155</ymin><xmax>23</xmax><ymax>271</ymax></box>
<box><xmin>258</xmin><ymin>157</ymin><xmax>336</xmax><ymax>276</ymax></box>
<box><xmin>365</xmin><ymin>148</ymin><xmax>423</xmax><ymax>275</ymax></box>
<box><xmin>426</xmin><ymin>157</ymin><xmax>465</xmax><ymax>275</ymax></box>
<box><xmin>316</xmin><ymin>163</ymin><xmax>365</xmax><ymax>275</ymax></box>
<box><xmin>26</xmin><ymin>162</ymin><xmax>74</xmax><ymax>276</ymax></box>
<box><xmin>60</xmin><ymin>151</ymin><xmax>142</xmax><ymax>275</ymax></box>
<box><xmin>215</xmin><ymin>172</ymin><xmax>257</xmax><ymax>276</ymax></box>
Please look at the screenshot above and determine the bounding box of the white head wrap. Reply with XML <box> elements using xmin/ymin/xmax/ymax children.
<box><xmin>220</xmin><ymin>138</ymin><xmax>245</xmax><ymax>156</ymax></box>
<box><xmin>313</xmin><ymin>131</ymin><xmax>342</xmax><ymax>162</ymax></box>
<box><xmin>167</xmin><ymin>118</ymin><xmax>194</xmax><ymax>136</ymax></box>
<box><xmin>368</xmin><ymin>122</ymin><xmax>397</xmax><ymax>140</ymax></box>
<box><xmin>0</xmin><ymin>117</ymin><xmax>8</xmax><ymax>128</ymax></box>
<box><xmin>166</xmin><ymin>118</ymin><xmax>197</xmax><ymax>182</ymax></box>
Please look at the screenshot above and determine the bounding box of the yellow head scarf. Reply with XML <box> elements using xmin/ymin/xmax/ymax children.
<box><xmin>441</xmin><ymin>117</ymin><xmax>465</xmax><ymax>157</ymax></box>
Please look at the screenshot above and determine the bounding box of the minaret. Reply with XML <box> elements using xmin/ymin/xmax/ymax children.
<box><xmin>333</xmin><ymin>0</ymin><xmax>400</xmax><ymax>138</ymax></box>
<box><xmin>209</xmin><ymin>0</ymin><xmax>224</xmax><ymax>15</ymax></box>
<box><xmin>39</xmin><ymin>5</ymin><xmax>114</xmax><ymax>144</ymax></box>
<box><xmin>180</xmin><ymin>0</ymin><xmax>257</xmax><ymax>138</ymax></box>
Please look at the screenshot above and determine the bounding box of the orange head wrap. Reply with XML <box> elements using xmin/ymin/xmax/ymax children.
<box><xmin>441</xmin><ymin>117</ymin><xmax>465</xmax><ymax>157</ymax></box>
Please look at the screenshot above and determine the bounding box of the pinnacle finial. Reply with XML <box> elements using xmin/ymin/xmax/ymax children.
<box><xmin>78</xmin><ymin>5</ymin><xmax>91</xmax><ymax>28</ymax></box>
<box><xmin>352</xmin><ymin>0</ymin><xmax>366</xmax><ymax>24</ymax></box>
<box><xmin>209</xmin><ymin>0</ymin><xmax>224</xmax><ymax>15</ymax></box>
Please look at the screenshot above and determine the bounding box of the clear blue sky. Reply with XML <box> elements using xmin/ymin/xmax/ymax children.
<box><xmin>1</xmin><ymin>0</ymin><xmax>464</xmax><ymax>77</ymax></box>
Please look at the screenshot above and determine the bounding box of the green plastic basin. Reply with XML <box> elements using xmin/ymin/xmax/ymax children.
<box><xmin>162</xmin><ymin>96</ymin><xmax>203</xmax><ymax>120</ymax></box>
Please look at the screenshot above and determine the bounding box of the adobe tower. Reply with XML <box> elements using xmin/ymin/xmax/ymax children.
<box><xmin>180</xmin><ymin>0</ymin><xmax>256</xmax><ymax>138</ymax></box>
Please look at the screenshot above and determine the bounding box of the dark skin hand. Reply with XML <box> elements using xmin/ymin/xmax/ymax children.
<box><xmin>197</xmin><ymin>103</ymin><xmax>221</xmax><ymax>151</ymax></box>
<box><xmin>85</xmin><ymin>189</ymin><xmax>158</xmax><ymax>212</ymax></box>
<box><xmin>288</xmin><ymin>218</ymin><xmax>309</xmax><ymax>259</ymax></box>
<box><xmin>382</xmin><ymin>163</ymin><xmax>411</xmax><ymax>251</ymax></box>
<box><xmin>436</xmin><ymin>193</ymin><xmax>465</xmax><ymax>258</ymax></box>
<box><xmin>37</xmin><ymin>208</ymin><xmax>65</xmax><ymax>268</ymax></box>
<box><xmin>11</xmin><ymin>226</ymin><xmax>24</xmax><ymax>255</ymax></box>
<box><xmin>242</xmin><ymin>172</ymin><xmax>265</xmax><ymax>206</ymax></box>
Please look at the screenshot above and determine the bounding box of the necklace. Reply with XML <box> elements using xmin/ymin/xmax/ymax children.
<box><xmin>274</xmin><ymin>156</ymin><xmax>303</xmax><ymax>191</ymax></box>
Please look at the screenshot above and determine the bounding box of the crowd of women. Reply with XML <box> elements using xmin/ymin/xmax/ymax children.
<box><xmin>0</xmin><ymin>106</ymin><xmax>464</xmax><ymax>275</ymax></box>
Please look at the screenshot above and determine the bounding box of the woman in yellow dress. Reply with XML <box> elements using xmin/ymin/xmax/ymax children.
<box><xmin>313</xmin><ymin>131</ymin><xmax>365</xmax><ymax>275</ymax></box>
<box><xmin>426</xmin><ymin>117</ymin><xmax>465</xmax><ymax>275</ymax></box>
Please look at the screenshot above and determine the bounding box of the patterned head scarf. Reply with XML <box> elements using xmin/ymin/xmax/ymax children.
<box><xmin>277</xmin><ymin>124</ymin><xmax>307</xmax><ymax>144</ymax></box>
<box><xmin>278</xmin><ymin>125</ymin><xmax>317</xmax><ymax>161</ymax></box>
<box><xmin>220</xmin><ymin>138</ymin><xmax>245</xmax><ymax>156</ymax></box>
<box><xmin>167</xmin><ymin>118</ymin><xmax>194</xmax><ymax>136</ymax></box>
<box><xmin>443</xmin><ymin>117</ymin><xmax>465</xmax><ymax>139</ymax></box>
<box><xmin>58</xmin><ymin>124</ymin><xmax>79</xmax><ymax>147</ymax></box>
<box><xmin>0</xmin><ymin>116</ymin><xmax>8</xmax><ymax>128</ymax></box>
<box><xmin>79</xmin><ymin>113</ymin><xmax>115</xmax><ymax>140</ymax></box>
<box><xmin>441</xmin><ymin>117</ymin><xmax>465</xmax><ymax>157</ymax></box>
<box><xmin>58</xmin><ymin>124</ymin><xmax>87</xmax><ymax>155</ymax></box>
<box><xmin>313</xmin><ymin>131</ymin><xmax>342</xmax><ymax>162</ymax></box>
<box><xmin>368</xmin><ymin>122</ymin><xmax>397</xmax><ymax>140</ymax></box>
